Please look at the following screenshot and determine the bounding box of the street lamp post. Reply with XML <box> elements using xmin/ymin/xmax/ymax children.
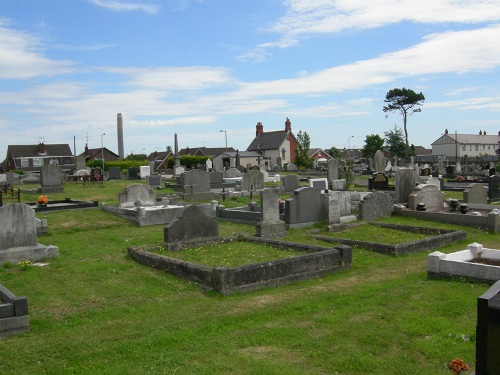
<box><xmin>220</xmin><ymin>130</ymin><xmax>227</xmax><ymax>151</ymax></box>
<box><xmin>101</xmin><ymin>133</ymin><xmax>106</xmax><ymax>176</ymax></box>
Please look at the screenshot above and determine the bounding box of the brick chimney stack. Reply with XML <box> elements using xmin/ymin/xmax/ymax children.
<box><xmin>285</xmin><ymin>117</ymin><xmax>291</xmax><ymax>132</ymax></box>
<box><xmin>38</xmin><ymin>142</ymin><xmax>46</xmax><ymax>155</ymax></box>
<box><xmin>256</xmin><ymin>122</ymin><xmax>263</xmax><ymax>137</ymax></box>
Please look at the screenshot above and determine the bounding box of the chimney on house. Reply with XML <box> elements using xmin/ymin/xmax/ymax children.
<box><xmin>285</xmin><ymin>117</ymin><xmax>291</xmax><ymax>132</ymax></box>
<box><xmin>484</xmin><ymin>130</ymin><xmax>487</xmax><ymax>135</ymax></box>
<box><xmin>479</xmin><ymin>130</ymin><xmax>483</xmax><ymax>135</ymax></box>
<box><xmin>256</xmin><ymin>122</ymin><xmax>264</xmax><ymax>137</ymax></box>
<box><xmin>38</xmin><ymin>142</ymin><xmax>46</xmax><ymax>155</ymax></box>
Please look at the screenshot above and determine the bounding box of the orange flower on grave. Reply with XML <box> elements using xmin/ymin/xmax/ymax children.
<box><xmin>446</xmin><ymin>358</ymin><xmax>469</xmax><ymax>374</ymax></box>
<box><xmin>37</xmin><ymin>195</ymin><xmax>48</xmax><ymax>204</ymax></box>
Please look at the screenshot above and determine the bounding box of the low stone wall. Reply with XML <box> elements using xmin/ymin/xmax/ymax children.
<box><xmin>312</xmin><ymin>222</ymin><xmax>467</xmax><ymax>256</ymax></box>
<box><xmin>394</xmin><ymin>205</ymin><xmax>500</xmax><ymax>233</ymax></box>
<box><xmin>0</xmin><ymin>284</ymin><xmax>29</xmax><ymax>337</ymax></box>
<box><xmin>128</xmin><ymin>238</ymin><xmax>351</xmax><ymax>294</ymax></box>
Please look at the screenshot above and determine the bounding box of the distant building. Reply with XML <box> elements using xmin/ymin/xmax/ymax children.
<box><xmin>431</xmin><ymin>129</ymin><xmax>500</xmax><ymax>161</ymax></box>
<box><xmin>179</xmin><ymin>147</ymin><xmax>235</xmax><ymax>157</ymax></box>
<box><xmin>78</xmin><ymin>144</ymin><xmax>119</xmax><ymax>163</ymax></box>
<box><xmin>147</xmin><ymin>150</ymin><xmax>173</xmax><ymax>173</ymax></box>
<box><xmin>2</xmin><ymin>143</ymin><xmax>75</xmax><ymax>174</ymax></box>
<box><xmin>246</xmin><ymin>117</ymin><xmax>298</xmax><ymax>168</ymax></box>
<box><xmin>307</xmin><ymin>148</ymin><xmax>333</xmax><ymax>162</ymax></box>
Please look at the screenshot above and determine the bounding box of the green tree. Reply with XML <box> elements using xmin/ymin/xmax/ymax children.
<box><xmin>294</xmin><ymin>130</ymin><xmax>313</xmax><ymax>169</ymax></box>
<box><xmin>383</xmin><ymin>87</ymin><xmax>425</xmax><ymax>148</ymax></box>
<box><xmin>384</xmin><ymin>126</ymin><xmax>407</xmax><ymax>158</ymax></box>
<box><xmin>361</xmin><ymin>134</ymin><xmax>385</xmax><ymax>158</ymax></box>
<box><xmin>328</xmin><ymin>147</ymin><xmax>342</xmax><ymax>159</ymax></box>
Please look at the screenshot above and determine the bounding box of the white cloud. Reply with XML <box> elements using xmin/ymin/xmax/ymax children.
<box><xmin>427</xmin><ymin>96</ymin><xmax>500</xmax><ymax>111</ymax></box>
<box><xmin>235</xmin><ymin>25</ymin><xmax>500</xmax><ymax>97</ymax></box>
<box><xmin>245</xmin><ymin>0</ymin><xmax>500</xmax><ymax>60</ymax></box>
<box><xmin>0</xmin><ymin>26</ymin><xmax>74</xmax><ymax>79</ymax></box>
<box><xmin>87</xmin><ymin>0</ymin><xmax>159</xmax><ymax>14</ymax></box>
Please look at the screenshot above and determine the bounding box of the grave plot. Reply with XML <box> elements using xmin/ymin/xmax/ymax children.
<box><xmin>428</xmin><ymin>242</ymin><xmax>500</xmax><ymax>283</ymax></box>
<box><xmin>128</xmin><ymin>204</ymin><xmax>351</xmax><ymax>294</ymax></box>
<box><xmin>311</xmin><ymin>222</ymin><xmax>466</xmax><ymax>256</ymax></box>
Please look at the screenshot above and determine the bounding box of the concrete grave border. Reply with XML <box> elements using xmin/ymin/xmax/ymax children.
<box><xmin>128</xmin><ymin>236</ymin><xmax>351</xmax><ymax>295</ymax></box>
<box><xmin>0</xmin><ymin>284</ymin><xmax>29</xmax><ymax>337</ymax></box>
<box><xmin>311</xmin><ymin>222</ymin><xmax>466</xmax><ymax>256</ymax></box>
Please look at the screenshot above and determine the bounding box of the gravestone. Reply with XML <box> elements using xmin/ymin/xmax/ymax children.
<box><xmin>108</xmin><ymin>166</ymin><xmax>122</xmax><ymax>180</ymax></box>
<box><xmin>309</xmin><ymin>178</ymin><xmax>328</xmax><ymax>191</ymax></box>
<box><xmin>463</xmin><ymin>183</ymin><xmax>488</xmax><ymax>204</ymax></box>
<box><xmin>174</xmin><ymin>165</ymin><xmax>185</xmax><ymax>176</ymax></box>
<box><xmin>128</xmin><ymin>167</ymin><xmax>139</xmax><ymax>180</ymax></box>
<box><xmin>326</xmin><ymin>191</ymin><xmax>354</xmax><ymax>224</ymax></box>
<box><xmin>285</xmin><ymin>187</ymin><xmax>327</xmax><ymax>227</ymax></box>
<box><xmin>374</xmin><ymin>150</ymin><xmax>385</xmax><ymax>173</ymax></box>
<box><xmin>359</xmin><ymin>191</ymin><xmax>394</xmax><ymax>221</ymax></box>
<box><xmin>118</xmin><ymin>184</ymin><xmax>156</xmax><ymax>207</ymax></box>
<box><xmin>164</xmin><ymin>205</ymin><xmax>219</xmax><ymax>246</ymax></box>
<box><xmin>241</xmin><ymin>170</ymin><xmax>265</xmax><ymax>191</ymax></box>
<box><xmin>286</xmin><ymin>163</ymin><xmax>297</xmax><ymax>172</ymax></box>
<box><xmin>455</xmin><ymin>161</ymin><xmax>462</xmax><ymax>174</ymax></box>
<box><xmin>281</xmin><ymin>175</ymin><xmax>300</xmax><ymax>193</ymax></box>
<box><xmin>421</xmin><ymin>167</ymin><xmax>431</xmax><ymax>176</ymax></box>
<box><xmin>395</xmin><ymin>168</ymin><xmax>416</xmax><ymax>204</ymax></box>
<box><xmin>488</xmin><ymin>175</ymin><xmax>500</xmax><ymax>202</ymax></box>
<box><xmin>209</xmin><ymin>171</ymin><xmax>224</xmax><ymax>184</ymax></box>
<box><xmin>255</xmin><ymin>188</ymin><xmax>286</xmax><ymax>238</ymax></box>
<box><xmin>426</xmin><ymin>177</ymin><xmax>441</xmax><ymax>190</ymax></box>
<box><xmin>0</xmin><ymin>203</ymin><xmax>59</xmax><ymax>264</ymax></box>
<box><xmin>6</xmin><ymin>172</ymin><xmax>14</xmax><ymax>187</ymax></box>
<box><xmin>205</xmin><ymin>159</ymin><xmax>213</xmax><ymax>171</ymax></box>
<box><xmin>327</xmin><ymin>158</ymin><xmax>339</xmax><ymax>181</ymax></box>
<box><xmin>75</xmin><ymin>155</ymin><xmax>87</xmax><ymax>171</ymax></box>
<box><xmin>146</xmin><ymin>174</ymin><xmax>162</xmax><ymax>189</ymax></box>
<box><xmin>331</xmin><ymin>179</ymin><xmax>347</xmax><ymax>191</ymax></box>
<box><xmin>408</xmin><ymin>184</ymin><xmax>445</xmax><ymax>211</ymax></box>
<box><xmin>40</xmin><ymin>164</ymin><xmax>64</xmax><ymax>193</ymax></box>
<box><xmin>368</xmin><ymin>173</ymin><xmax>389</xmax><ymax>190</ymax></box>
<box><xmin>183</xmin><ymin>169</ymin><xmax>210</xmax><ymax>193</ymax></box>
<box><xmin>225</xmin><ymin>168</ymin><xmax>242</xmax><ymax>178</ymax></box>
<box><xmin>476</xmin><ymin>280</ymin><xmax>500</xmax><ymax>375</ymax></box>
<box><xmin>140</xmin><ymin>166</ymin><xmax>151</xmax><ymax>179</ymax></box>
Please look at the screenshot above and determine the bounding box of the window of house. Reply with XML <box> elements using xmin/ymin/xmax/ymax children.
<box><xmin>488</xmin><ymin>145</ymin><xmax>491</xmax><ymax>149</ymax></box>
<box><xmin>461</xmin><ymin>145</ymin><xmax>466</xmax><ymax>151</ymax></box>
<box><xmin>20</xmin><ymin>158</ymin><xmax>29</xmax><ymax>167</ymax></box>
<box><xmin>475</xmin><ymin>144</ymin><xmax>479</xmax><ymax>151</ymax></box>
<box><xmin>63</xmin><ymin>157</ymin><xmax>72</xmax><ymax>165</ymax></box>
<box><xmin>49</xmin><ymin>158</ymin><xmax>59</xmax><ymax>165</ymax></box>
<box><xmin>482</xmin><ymin>144</ymin><xmax>485</xmax><ymax>150</ymax></box>
<box><xmin>33</xmin><ymin>158</ymin><xmax>43</xmax><ymax>166</ymax></box>
<box><xmin>469</xmin><ymin>145</ymin><xmax>472</xmax><ymax>151</ymax></box>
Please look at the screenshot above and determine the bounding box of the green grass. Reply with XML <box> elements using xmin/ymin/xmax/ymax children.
<box><xmin>153</xmin><ymin>240</ymin><xmax>303</xmax><ymax>267</ymax></box>
<box><xmin>0</xmin><ymin>181</ymin><xmax>498</xmax><ymax>374</ymax></box>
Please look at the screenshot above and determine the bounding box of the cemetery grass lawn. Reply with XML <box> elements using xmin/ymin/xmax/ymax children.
<box><xmin>1</xmin><ymin>198</ymin><xmax>498</xmax><ymax>373</ymax></box>
<box><xmin>152</xmin><ymin>240</ymin><xmax>303</xmax><ymax>267</ymax></box>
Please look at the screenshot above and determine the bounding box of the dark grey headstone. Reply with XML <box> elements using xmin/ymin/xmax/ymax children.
<box><xmin>359</xmin><ymin>191</ymin><xmax>394</xmax><ymax>220</ymax></box>
<box><xmin>327</xmin><ymin>159</ymin><xmax>339</xmax><ymax>181</ymax></box>
<box><xmin>183</xmin><ymin>169</ymin><xmax>210</xmax><ymax>193</ymax></box>
<box><xmin>489</xmin><ymin>175</ymin><xmax>500</xmax><ymax>202</ymax></box>
<box><xmin>108</xmin><ymin>166</ymin><xmax>122</xmax><ymax>180</ymax></box>
<box><xmin>281</xmin><ymin>175</ymin><xmax>300</xmax><ymax>193</ymax></box>
<box><xmin>128</xmin><ymin>167</ymin><xmax>139</xmax><ymax>180</ymax></box>
<box><xmin>164</xmin><ymin>205</ymin><xmax>218</xmax><ymax>243</ymax></box>
<box><xmin>395</xmin><ymin>168</ymin><xmax>416</xmax><ymax>204</ymax></box>
<box><xmin>209</xmin><ymin>171</ymin><xmax>224</xmax><ymax>184</ymax></box>
<box><xmin>285</xmin><ymin>187</ymin><xmax>326</xmax><ymax>225</ymax></box>
<box><xmin>146</xmin><ymin>174</ymin><xmax>162</xmax><ymax>189</ymax></box>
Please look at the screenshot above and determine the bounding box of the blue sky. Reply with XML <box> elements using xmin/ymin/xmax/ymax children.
<box><xmin>1</xmin><ymin>0</ymin><xmax>500</xmax><ymax>158</ymax></box>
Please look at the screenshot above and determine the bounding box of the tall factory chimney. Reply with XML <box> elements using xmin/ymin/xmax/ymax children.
<box><xmin>117</xmin><ymin>113</ymin><xmax>124</xmax><ymax>159</ymax></box>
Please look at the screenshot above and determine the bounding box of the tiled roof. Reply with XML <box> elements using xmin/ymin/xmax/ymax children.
<box><xmin>247</xmin><ymin>131</ymin><xmax>290</xmax><ymax>151</ymax></box>
<box><xmin>8</xmin><ymin>144</ymin><xmax>73</xmax><ymax>158</ymax></box>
